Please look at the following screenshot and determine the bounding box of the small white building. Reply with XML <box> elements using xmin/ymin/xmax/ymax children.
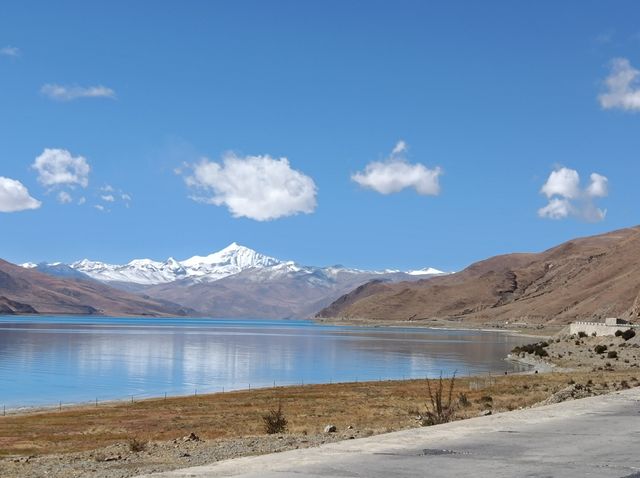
<box><xmin>569</xmin><ymin>318</ymin><xmax>636</xmax><ymax>337</ymax></box>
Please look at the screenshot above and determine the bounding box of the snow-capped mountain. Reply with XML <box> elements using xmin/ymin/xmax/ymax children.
<box><xmin>26</xmin><ymin>243</ymin><xmax>445</xmax><ymax>286</ymax></box>
<box><xmin>63</xmin><ymin>243</ymin><xmax>283</xmax><ymax>285</ymax></box>
<box><xmin>22</xmin><ymin>244</ymin><xmax>446</xmax><ymax>318</ymax></box>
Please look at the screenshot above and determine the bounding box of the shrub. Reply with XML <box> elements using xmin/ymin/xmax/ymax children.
<box><xmin>578</xmin><ymin>331</ymin><xmax>588</xmax><ymax>338</ymax></box>
<box><xmin>615</xmin><ymin>330</ymin><xmax>623</xmax><ymax>337</ymax></box>
<box><xmin>420</xmin><ymin>372</ymin><xmax>457</xmax><ymax>426</ymax></box>
<box><xmin>262</xmin><ymin>402</ymin><xmax>288</xmax><ymax>434</ymax></box>
<box><xmin>607</xmin><ymin>351</ymin><xmax>618</xmax><ymax>359</ymax></box>
<box><xmin>457</xmin><ymin>392</ymin><xmax>470</xmax><ymax>408</ymax></box>
<box><xmin>594</xmin><ymin>345</ymin><xmax>608</xmax><ymax>354</ymax></box>
<box><xmin>512</xmin><ymin>342</ymin><xmax>549</xmax><ymax>357</ymax></box>
<box><xmin>622</xmin><ymin>329</ymin><xmax>636</xmax><ymax>341</ymax></box>
<box><xmin>128</xmin><ymin>437</ymin><xmax>147</xmax><ymax>453</ymax></box>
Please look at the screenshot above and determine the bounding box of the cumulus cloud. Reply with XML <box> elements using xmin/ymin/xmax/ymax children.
<box><xmin>351</xmin><ymin>141</ymin><xmax>442</xmax><ymax>195</ymax></box>
<box><xmin>538</xmin><ymin>167</ymin><xmax>608</xmax><ymax>222</ymax></box>
<box><xmin>598</xmin><ymin>58</ymin><xmax>640</xmax><ymax>111</ymax></box>
<box><xmin>32</xmin><ymin>148</ymin><xmax>90</xmax><ymax>188</ymax></box>
<box><xmin>184</xmin><ymin>153</ymin><xmax>317</xmax><ymax>221</ymax></box>
<box><xmin>0</xmin><ymin>177</ymin><xmax>41</xmax><ymax>212</ymax></box>
<box><xmin>57</xmin><ymin>191</ymin><xmax>72</xmax><ymax>204</ymax></box>
<box><xmin>101</xmin><ymin>194</ymin><xmax>115</xmax><ymax>202</ymax></box>
<box><xmin>41</xmin><ymin>84</ymin><xmax>116</xmax><ymax>101</ymax></box>
<box><xmin>0</xmin><ymin>46</ymin><xmax>20</xmax><ymax>57</ymax></box>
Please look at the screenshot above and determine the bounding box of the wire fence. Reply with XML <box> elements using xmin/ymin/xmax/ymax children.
<box><xmin>2</xmin><ymin>368</ymin><xmax>522</xmax><ymax>416</ymax></box>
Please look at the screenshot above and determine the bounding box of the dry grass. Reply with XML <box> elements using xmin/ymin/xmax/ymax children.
<box><xmin>1</xmin><ymin>370</ymin><xmax>638</xmax><ymax>458</ymax></box>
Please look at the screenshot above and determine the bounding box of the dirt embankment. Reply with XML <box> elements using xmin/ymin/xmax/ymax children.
<box><xmin>508</xmin><ymin>327</ymin><xmax>640</xmax><ymax>372</ymax></box>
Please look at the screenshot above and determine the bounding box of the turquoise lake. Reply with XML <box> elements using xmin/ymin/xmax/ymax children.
<box><xmin>0</xmin><ymin>316</ymin><xmax>532</xmax><ymax>408</ymax></box>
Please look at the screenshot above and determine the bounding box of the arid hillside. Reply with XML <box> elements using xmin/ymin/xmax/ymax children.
<box><xmin>0</xmin><ymin>259</ymin><xmax>189</xmax><ymax>317</ymax></box>
<box><xmin>317</xmin><ymin>226</ymin><xmax>640</xmax><ymax>326</ymax></box>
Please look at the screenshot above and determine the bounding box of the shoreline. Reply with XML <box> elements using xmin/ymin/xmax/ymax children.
<box><xmin>2</xmin><ymin>313</ymin><xmax>563</xmax><ymax>338</ymax></box>
<box><xmin>2</xmin><ymin>364</ymin><xmax>533</xmax><ymax>417</ymax></box>
<box><xmin>314</xmin><ymin>316</ymin><xmax>561</xmax><ymax>338</ymax></box>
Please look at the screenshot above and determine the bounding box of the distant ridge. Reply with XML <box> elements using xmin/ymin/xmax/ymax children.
<box><xmin>316</xmin><ymin>226</ymin><xmax>640</xmax><ymax>326</ymax></box>
<box><xmin>22</xmin><ymin>244</ymin><xmax>446</xmax><ymax>319</ymax></box>
<box><xmin>26</xmin><ymin>243</ymin><xmax>444</xmax><ymax>287</ymax></box>
<box><xmin>0</xmin><ymin>259</ymin><xmax>191</xmax><ymax>316</ymax></box>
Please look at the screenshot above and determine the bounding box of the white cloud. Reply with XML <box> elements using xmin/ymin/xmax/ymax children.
<box><xmin>41</xmin><ymin>84</ymin><xmax>116</xmax><ymax>101</ymax></box>
<box><xmin>78</xmin><ymin>196</ymin><xmax>86</xmax><ymax>205</ymax></box>
<box><xmin>538</xmin><ymin>167</ymin><xmax>608</xmax><ymax>222</ymax></box>
<box><xmin>351</xmin><ymin>141</ymin><xmax>442</xmax><ymax>195</ymax></box>
<box><xmin>540</xmin><ymin>167</ymin><xmax>580</xmax><ymax>199</ymax></box>
<box><xmin>57</xmin><ymin>191</ymin><xmax>72</xmax><ymax>204</ymax></box>
<box><xmin>0</xmin><ymin>177</ymin><xmax>41</xmax><ymax>212</ymax></box>
<box><xmin>94</xmin><ymin>204</ymin><xmax>105</xmax><ymax>212</ymax></box>
<box><xmin>32</xmin><ymin>148</ymin><xmax>90</xmax><ymax>188</ymax></box>
<box><xmin>0</xmin><ymin>46</ymin><xmax>20</xmax><ymax>57</ymax></box>
<box><xmin>392</xmin><ymin>140</ymin><xmax>408</xmax><ymax>155</ymax></box>
<box><xmin>537</xmin><ymin>198</ymin><xmax>573</xmax><ymax>220</ymax></box>
<box><xmin>598</xmin><ymin>58</ymin><xmax>640</xmax><ymax>111</ymax></box>
<box><xmin>98</xmin><ymin>185</ymin><xmax>130</xmax><ymax>206</ymax></box>
<box><xmin>184</xmin><ymin>153</ymin><xmax>317</xmax><ymax>221</ymax></box>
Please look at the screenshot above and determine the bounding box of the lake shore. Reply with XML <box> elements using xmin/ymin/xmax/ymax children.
<box><xmin>2</xmin><ymin>369</ymin><xmax>638</xmax><ymax>478</ymax></box>
<box><xmin>314</xmin><ymin>315</ymin><xmax>564</xmax><ymax>338</ymax></box>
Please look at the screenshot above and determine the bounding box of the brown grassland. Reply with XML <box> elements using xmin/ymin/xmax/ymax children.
<box><xmin>1</xmin><ymin>369</ymin><xmax>638</xmax><ymax>458</ymax></box>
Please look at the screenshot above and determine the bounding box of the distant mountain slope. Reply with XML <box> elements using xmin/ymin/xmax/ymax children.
<box><xmin>25</xmin><ymin>244</ymin><xmax>445</xmax><ymax>319</ymax></box>
<box><xmin>316</xmin><ymin>226</ymin><xmax>640</xmax><ymax>325</ymax></box>
<box><xmin>143</xmin><ymin>267</ymin><xmax>423</xmax><ymax>319</ymax></box>
<box><xmin>0</xmin><ymin>259</ymin><xmax>190</xmax><ymax>316</ymax></box>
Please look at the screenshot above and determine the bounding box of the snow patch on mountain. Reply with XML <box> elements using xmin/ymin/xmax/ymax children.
<box><xmin>25</xmin><ymin>243</ymin><xmax>446</xmax><ymax>286</ymax></box>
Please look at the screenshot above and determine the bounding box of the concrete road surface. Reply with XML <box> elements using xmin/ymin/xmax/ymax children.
<box><xmin>138</xmin><ymin>387</ymin><xmax>640</xmax><ymax>478</ymax></box>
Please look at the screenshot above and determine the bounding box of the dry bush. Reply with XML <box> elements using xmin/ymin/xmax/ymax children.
<box><xmin>128</xmin><ymin>437</ymin><xmax>147</xmax><ymax>453</ymax></box>
<box><xmin>420</xmin><ymin>372</ymin><xmax>457</xmax><ymax>426</ymax></box>
<box><xmin>262</xmin><ymin>402</ymin><xmax>288</xmax><ymax>434</ymax></box>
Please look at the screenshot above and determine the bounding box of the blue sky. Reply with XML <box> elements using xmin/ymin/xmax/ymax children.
<box><xmin>1</xmin><ymin>1</ymin><xmax>639</xmax><ymax>271</ymax></box>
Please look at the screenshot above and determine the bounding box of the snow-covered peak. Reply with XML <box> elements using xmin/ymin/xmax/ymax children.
<box><xmin>21</xmin><ymin>262</ymin><xmax>38</xmax><ymax>269</ymax></box>
<box><xmin>179</xmin><ymin>243</ymin><xmax>281</xmax><ymax>281</ymax></box>
<box><xmin>24</xmin><ymin>244</ymin><xmax>446</xmax><ymax>287</ymax></box>
<box><xmin>408</xmin><ymin>267</ymin><xmax>446</xmax><ymax>276</ymax></box>
<box><xmin>181</xmin><ymin>243</ymin><xmax>279</xmax><ymax>268</ymax></box>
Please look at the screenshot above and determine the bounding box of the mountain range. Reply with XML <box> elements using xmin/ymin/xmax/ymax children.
<box><xmin>317</xmin><ymin>226</ymin><xmax>640</xmax><ymax>326</ymax></box>
<box><xmin>18</xmin><ymin>243</ymin><xmax>445</xmax><ymax>318</ymax></box>
<box><xmin>0</xmin><ymin>259</ymin><xmax>190</xmax><ymax>316</ymax></box>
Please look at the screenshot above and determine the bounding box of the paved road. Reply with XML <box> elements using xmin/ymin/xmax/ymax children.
<box><xmin>139</xmin><ymin>388</ymin><xmax>640</xmax><ymax>478</ymax></box>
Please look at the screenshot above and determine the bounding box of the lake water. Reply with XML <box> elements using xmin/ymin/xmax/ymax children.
<box><xmin>0</xmin><ymin>316</ymin><xmax>533</xmax><ymax>408</ymax></box>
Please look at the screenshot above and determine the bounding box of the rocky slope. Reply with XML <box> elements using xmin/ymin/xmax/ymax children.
<box><xmin>317</xmin><ymin>226</ymin><xmax>640</xmax><ymax>326</ymax></box>
<box><xmin>0</xmin><ymin>259</ymin><xmax>190</xmax><ymax>316</ymax></box>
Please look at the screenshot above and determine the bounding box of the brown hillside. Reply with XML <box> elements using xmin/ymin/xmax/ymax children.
<box><xmin>0</xmin><ymin>259</ymin><xmax>189</xmax><ymax>317</ymax></box>
<box><xmin>316</xmin><ymin>226</ymin><xmax>640</xmax><ymax>325</ymax></box>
